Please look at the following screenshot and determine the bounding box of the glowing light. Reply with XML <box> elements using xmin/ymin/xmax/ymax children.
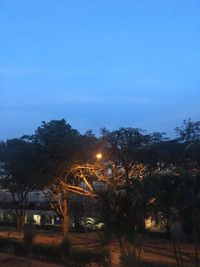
<box><xmin>96</xmin><ymin>153</ymin><xmax>102</xmax><ymax>160</ymax></box>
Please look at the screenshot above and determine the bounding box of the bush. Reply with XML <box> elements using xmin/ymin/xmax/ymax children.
<box><xmin>71</xmin><ymin>248</ymin><xmax>110</xmax><ymax>267</ymax></box>
<box><xmin>31</xmin><ymin>243</ymin><xmax>62</xmax><ymax>261</ymax></box>
<box><xmin>140</xmin><ymin>262</ymin><xmax>174</xmax><ymax>267</ymax></box>
<box><xmin>13</xmin><ymin>240</ymin><xmax>27</xmax><ymax>256</ymax></box>
<box><xmin>60</xmin><ymin>238</ymin><xmax>71</xmax><ymax>259</ymax></box>
<box><xmin>0</xmin><ymin>237</ymin><xmax>27</xmax><ymax>256</ymax></box>
<box><xmin>34</xmin><ymin>224</ymin><xmax>61</xmax><ymax>232</ymax></box>
<box><xmin>0</xmin><ymin>237</ymin><xmax>110</xmax><ymax>266</ymax></box>
<box><xmin>23</xmin><ymin>223</ymin><xmax>36</xmax><ymax>256</ymax></box>
<box><xmin>0</xmin><ymin>220</ymin><xmax>16</xmax><ymax>227</ymax></box>
<box><xmin>120</xmin><ymin>259</ymin><xmax>174</xmax><ymax>267</ymax></box>
<box><xmin>0</xmin><ymin>237</ymin><xmax>61</xmax><ymax>260</ymax></box>
<box><xmin>0</xmin><ymin>237</ymin><xmax>11</xmax><ymax>250</ymax></box>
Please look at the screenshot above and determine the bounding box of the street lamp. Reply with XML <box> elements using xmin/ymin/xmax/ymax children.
<box><xmin>96</xmin><ymin>153</ymin><xmax>102</xmax><ymax>160</ymax></box>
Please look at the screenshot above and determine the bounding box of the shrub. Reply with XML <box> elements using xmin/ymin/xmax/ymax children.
<box><xmin>120</xmin><ymin>258</ymin><xmax>174</xmax><ymax>267</ymax></box>
<box><xmin>23</xmin><ymin>223</ymin><xmax>36</xmax><ymax>256</ymax></box>
<box><xmin>71</xmin><ymin>248</ymin><xmax>110</xmax><ymax>267</ymax></box>
<box><xmin>23</xmin><ymin>224</ymin><xmax>36</xmax><ymax>245</ymax></box>
<box><xmin>31</xmin><ymin>243</ymin><xmax>62</xmax><ymax>261</ymax></box>
<box><xmin>0</xmin><ymin>237</ymin><xmax>110</xmax><ymax>266</ymax></box>
<box><xmin>0</xmin><ymin>237</ymin><xmax>27</xmax><ymax>256</ymax></box>
<box><xmin>60</xmin><ymin>238</ymin><xmax>71</xmax><ymax>260</ymax></box>
<box><xmin>13</xmin><ymin>240</ymin><xmax>27</xmax><ymax>256</ymax></box>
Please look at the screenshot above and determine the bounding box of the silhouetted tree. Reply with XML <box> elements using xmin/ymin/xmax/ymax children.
<box><xmin>0</xmin><ymin>138</ymin><xmax>40</xmax><ymax>235</ymax></box>
<box><xmin>27</xmin><ymin>119</ymin><xmax>81</xmax><ymax>237</ymax></box>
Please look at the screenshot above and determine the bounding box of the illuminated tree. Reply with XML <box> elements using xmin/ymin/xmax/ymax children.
<box><xmin>59</xmin><ymin>160</ymin><xmax>154</xmax><ymax>265</ymax></box>
<box><xmin>30</xmin><ymin>120</ymin><xmax>99</xmax><ymax>238</ymax></box>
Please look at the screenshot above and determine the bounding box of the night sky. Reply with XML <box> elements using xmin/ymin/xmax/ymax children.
<box><xmin>1</xmin><ymin>0</ymin><xmax>200</xmax><ymax>140</ymax></box>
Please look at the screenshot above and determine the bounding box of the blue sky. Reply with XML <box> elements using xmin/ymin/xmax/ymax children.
<box><xmin>0</xmin><ymin>0</ymin><xmax>200</xmax><ymax>140</ymax></box>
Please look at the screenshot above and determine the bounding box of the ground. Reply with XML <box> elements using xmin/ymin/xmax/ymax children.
<box><xmin>0</xmin><ymin>227</ymin><xmax>196</xmax><ymax>266</ymax></box>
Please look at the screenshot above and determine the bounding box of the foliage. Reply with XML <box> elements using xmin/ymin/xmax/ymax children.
<box><xmin>175</xmin><ymin>119</ymin><xmax>200</xmax><ymax>169</ymax></box>
<box><xmin>150</xmin><ymin>175</ymin><xmax>183</xmax><ymax>237</ymax></box>
<box><xmin>30</xmin><ymin>119</ymin><xmax>81</xmax><ymax>183</ymax></box>
<box><xmin>23</xmin><ymin>223</ymin><xmax>36</xmax><ymax>256</ymax></box>
<box><xmin>70</xmin><ymin>247</ymin><xmax>110</xmax><ymax>267</ymax></box>
<box><xmin>0</xmin><ymin>237</ymin><xmax>110</xmax><ymax>266</ymax></box>
<box><xmin>28</xmin><ymin>119</ymin><xmax>100</xmax><ymax>237</ymax></box>
<box><xmin>0</xmin><ymin>118</ymin><xmax>200</xmax><ymax>266</ymax></box>
<box><xmin>101</xmin><ymin>127</ymin><xmax>150</xmax><ymax>166</ymax></box>
<box><xmin>97</xmin><ymin>174</ymin><xmax>154</xmax><ymax>265</ymax></box>
<box><xmin>60</xmin><ymin>237</ymin><xmax>71</xmax><ymax>259</ymax></box>
<box><xmin>0</xmin><ymin>138</ymin><xmax>40</xmax><ymax>234</ymax></box>
<box><xmin>175</xmin><ymin>118</ymin><xmax>200</xmax><ymax>142</ymax></box>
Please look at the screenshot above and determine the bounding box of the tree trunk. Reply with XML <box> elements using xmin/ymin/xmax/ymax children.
<box><xmin>172</xmin><ymin>238</ymin><xmax>184</xmax><ymax>267</ymax></box>
<box><xmin>62</xmin><ymin>198</ymin><xmax>69</xmax><ymax>239</ymax></box>
<box><xmin>165</xmin><ymin>225</ymin><xmax>171</xmax><ymax>240</ymax></box>
<box><xmin>193</xmin><ymin>224</ymin><xmax>199</xmax><ymax>267</ymax></box>
<box><xmin>194</xmin><ymin>243</ymin><xmax>199</xmax><ymax>267</ymax></box>
<box><xmin>17</xmin><ymin>214</ymin><xmax>25</xmax><ymax>237</ymax></box>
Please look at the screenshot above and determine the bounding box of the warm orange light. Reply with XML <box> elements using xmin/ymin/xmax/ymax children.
<box><xmin>96</xmin><ymin>153</ymin><xmax>102</xmax><ymax>160</ymax></box>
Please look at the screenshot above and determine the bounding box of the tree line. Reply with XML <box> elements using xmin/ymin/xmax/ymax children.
<box><xmin>0</xmin><ymin>118</ymin><xmax>200</xmax><ymax>266</ymax></box>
